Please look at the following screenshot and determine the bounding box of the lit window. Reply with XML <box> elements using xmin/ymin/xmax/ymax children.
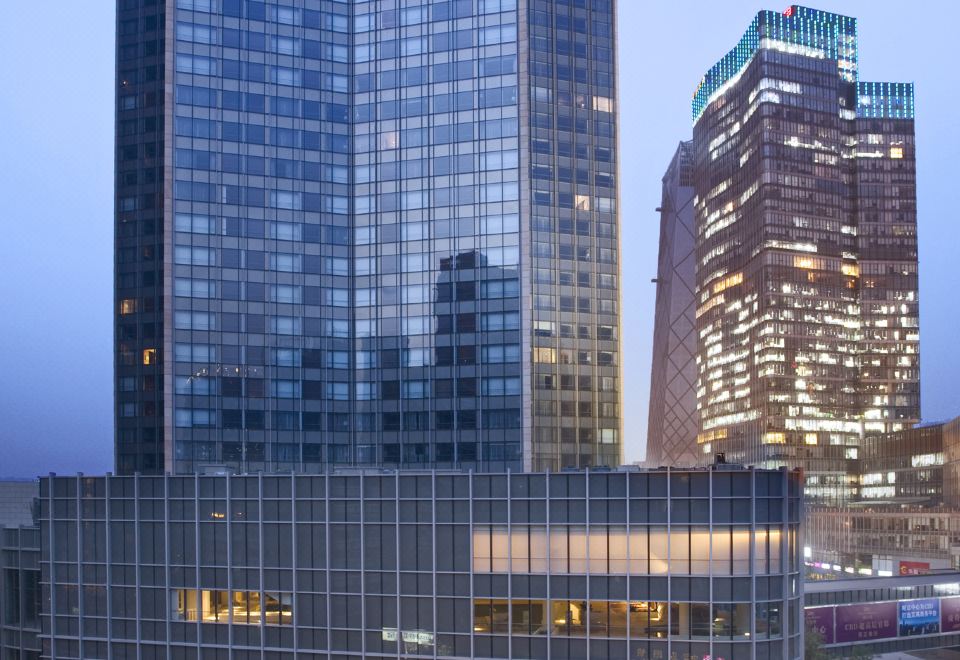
<box><xmin>575</xmin><ymin>194</ymin><xmax>591</xmax><ymax>211</ymax></box>
<box><xmin>120</xmin><ymin>299</ymin><xmax>137</xmax><ymax>315</ymax></box>
<box><xmin>142</xmin><ymin>349</ymin><xmax>156</xmax><ymax>366</ymax></box>
<box><xmin>173</xmin><ymin>589</ymin><xmax>292</xmax><ymax>625</ymax></box>
<box><xmin>592</xmin><ymin>96</ymin><xmax>614</xmax><ymax>113</ymax></box>
<box><xmin>534</xmin><ymin>348</ymin><xmax>556</xmax><ymax>364</ymax></box>
<box><xmin>889</xmin><ymin>146</ymin><xmax>904</xmax><ymax>159</ymax></box>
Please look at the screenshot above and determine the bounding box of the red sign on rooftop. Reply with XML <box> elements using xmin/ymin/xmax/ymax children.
<box><xmin>784</xmin><ymin>6</ymin><xmax>795</xmax><ymax>17</ymax></box>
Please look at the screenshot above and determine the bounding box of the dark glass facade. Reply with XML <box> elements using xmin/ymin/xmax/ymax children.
<box><xmin>115</xmin><ymin>0</ymin><xmax>169</xmax><ymax>475</ymax></box>
<box><xmin>38</xmin><ymin>468</ymin><xmax>804</xmax><ymax>659</ymax></box>
<box><xmin>691</xmin><ymin>6</ymin><xmax>919</xmax><ymax>502</ymax></box>
<box><xmin>115</xmin><ymin>0</ymin><xmax>621</xmax><ymax>476</ymax></box>
<box><xmin>646</xmin><ymin>141</ymin><xmax>698</xmax><ymax>467</ymax></box>
<box><xmin>0</xmin><ymin>527</ymin><xmax>41</xmax><ymax>660</ymax></box>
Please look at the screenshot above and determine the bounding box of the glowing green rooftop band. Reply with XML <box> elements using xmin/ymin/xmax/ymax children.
<box><xmin>857</xmin><ymin>81</ymin><xmax>915</xmax><ymax>120</ymax></box>
<box><xmin>691</xmin><ymin>5</ymin><xmax>911</xmax><ymax>124</ymax></box>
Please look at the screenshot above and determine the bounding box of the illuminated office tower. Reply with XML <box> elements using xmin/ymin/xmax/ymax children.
<box><xmin>691</xmin><ymin>6</ymin><xmax>919</xmax><ymax>500</ymax></box>
<box><xmin>114</xmin><ymin>0</ymin><xmax>621</xmax><ymax>475</ymax></box>
<box><xmin>646</xmin><ymin>142</ymin><xmax>699</xmax><ymax>467</ymax></box>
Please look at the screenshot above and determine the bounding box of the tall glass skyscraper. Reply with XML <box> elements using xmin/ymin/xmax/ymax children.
<box><xmin>115</xmin><ymin>0</ymin><xmax>621</xmax><ymax>476</ymax></box>
<box><xmin>691</xmin><ymin>6</ymin><xmax>919</xmax><ymax>501</ymax></box>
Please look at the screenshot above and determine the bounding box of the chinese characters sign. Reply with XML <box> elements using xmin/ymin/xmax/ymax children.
<box><xmin>899</xmin><ymin>599</ymin><xmax>939</xmax><ymax>637</ymax></box>
<box><xmin>835</xmin><ymin>602</ymin><xmax>897</xmax><ymax>643</ymax></box>
<box><xmin>899</xmin><ymin>561</ymin><xmax>930</xmax><ymax>575</ymax></box>
<box><xmin>805</xmin><ymin>607</ymin><xmax>835</xmax><ymax>644</ymax></box>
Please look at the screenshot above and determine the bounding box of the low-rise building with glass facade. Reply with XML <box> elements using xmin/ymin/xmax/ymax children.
<box><xmin>38</xmin><ymin>467</ymin><xmax>803</xmax><ymax>659</ymax></box>
<box><xmin>0</xmin><ymin>526</ymin><xmax>41</xmax><ymax>660</ymax></box>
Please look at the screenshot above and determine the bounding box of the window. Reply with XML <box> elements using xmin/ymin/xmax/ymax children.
<box><xmin>175</xmin><ymin>311</ymin><xmax>214</xmax><ymax>330</ymax></box>
<box><xmin>534</xmin><ymin>348</ymin><xmax>556</xmax><ymax>364</ymax></box>
<box><xmin>327</xmin><ymin>351</ymin><xmax>349</xmax><ymax>369</ymax></box>
<box><xmin>175</xmin><ymin>344</ymin><xmax>215</xmax><ymax>363</ymax></box>
<box><xmin>402</xmin><ymin>381</ymin><xmax>428</xmax><ymax>399</ymax></box>
<box><xmin>176</xmin><ymin>22</ymin><xmax>216</xmax><ymax>44</ymax></box>
<box><xmin>272</xmin><ymin>348</ymin><xmax>300</xmax><ymax>367</ymax></box>
<box><xmin>271</xmin><ymin>380</ymin><xmax>299</xmax><ymax>398</ymax></box>
<box><xmin>173</xmin><ymin>590</ymin><xmax>291</xmax><ymax>625</ymax></box>
<box><xmin>355</xmin><ymin>382</ymin><xmax>376</xmax><ymax>400</ymax></box>
<box><xmin>271</xmin><ymin>285</ymin><xmax>301</xmax><ymax>304</ymax></box>
<box><xmin>481</xmin><ymin>377</ymin><xmax>521</xmax><ymax>396</ymax></box>
<box><xmin>176</xmin><ymin>54</ymin><xmax>216</xmax><ymax>75</ymax></box>
<box><xmin>325</xmin><ymin>257</ymin><xmax>349</xmax><ymax>276</ymax></box>
<box><xmin>174</xmin><ymin>246</ymin><xmax>215</xmax><ymax>266</ymax></box>
<box><xmin>355</xmin><ymin>288</ymin><xmax>376</xmax><ymax>306</ymax></box>
<box><xmin>482</xmin><ymin>344</ymin><xmax>521</xmax><ymax>364</ymax></box>
<box><xmin>403</xmin><ymin>348</ymin><xmax>431</xmax><ymax>367</ymax></box>
<box><xmin>481</xmin><ymin>312</ymin><xmax>520</xmax><ymax>331</ymax></box>
<box><xmin>175</xmin><ymin>213</ymin><xmax>216</xmax><ymax>234</ymax></box>
<box><xmin>271</xmin><ymin>253</ymin><xmax>301</xmax><ymax>272</ymax></box>
<box><xmin>593</xmin><ymin>96</ymin><xmax>614</xmax><ymax>113</ymax></box>
<box><xmin>175</xmin><ymin>278</ymin><xmax>215</xmax><ymax>298</ymax></box>
<box><xmin>271</xmin><ymin>316</ymin><xmax>300</xmax><ymax>335</ymax></box>
<box><xmin>326</xmin><ymin>382</ymin><xmax>348</xmax><ymax>400</ymax></box>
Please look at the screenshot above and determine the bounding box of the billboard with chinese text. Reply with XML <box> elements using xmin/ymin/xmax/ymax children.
<box><xmin>899</xmin><ymin>598</ymin><xmax>939</xmax><ymax>637</ymax></box>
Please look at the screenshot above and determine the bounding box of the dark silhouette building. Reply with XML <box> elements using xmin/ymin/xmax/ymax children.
<box><xmin>646</xmin><ymin>142</ymin><xmax>699</xmax><ymax>467</ymax></box>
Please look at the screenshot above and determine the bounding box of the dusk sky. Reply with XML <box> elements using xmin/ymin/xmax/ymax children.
<box><xmin>0</xmin><ymin>1</ymin><xmax>956</xmax><ymax>477</ymax></box>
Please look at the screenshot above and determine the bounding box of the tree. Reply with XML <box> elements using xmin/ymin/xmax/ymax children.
<box><xmin>846</xmin><ymin>645</ymin><xmax>874</xmax><ymax>660</ymax></box>
<box><xmin>805</xmin><ymin>622</ymin><xmax>828</xmax><ymax>660</ymax></box>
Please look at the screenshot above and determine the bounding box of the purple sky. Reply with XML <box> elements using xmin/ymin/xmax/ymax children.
<box><xmin>0</xmin><ymin>1</ymin><xmax>956</xmax><ymax>476</ymax></box>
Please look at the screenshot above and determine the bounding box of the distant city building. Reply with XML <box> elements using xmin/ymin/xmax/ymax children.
<box><xmin>858</xmin><ymin>421</ymin><xmax>947</xmax><ymax>505</ymax></box>
<box><xmin>646</xmin><ymin>141</ymin><xmax>699</xmax><ymax>467</ymax></box>
<box><xmin>807</xmin><ymin>416</ymin><xmax>960</xmax><ymax>575</ymax></box>
<box><xmin>39</xmin><ymin>468</ymin><xmax>804</xmax><ymax>659</ymax></box>
<box><xmin>0</xmin><ymin>481</ymin><xmax>39</xmax><ymax>659</ymax></box>
<box><xmin>0</xmin><ymin>479</ymin><xmax>38</xmax><ymax>528</ymax></box>
<box><xmin>114</xmin><ymin>0</ymin><xmax>622</xmax><ymax>476</ymax></box>
<box><xmin>690</xmin><ymin>6</ymin><xmax>920</xmax><ymax>501</ymax></box>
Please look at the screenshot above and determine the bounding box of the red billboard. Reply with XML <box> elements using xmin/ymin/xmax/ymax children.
<box><xmin>899</xmin><ymin>561</ymin><xmax>931</xmax><ymax>575</ymax></box>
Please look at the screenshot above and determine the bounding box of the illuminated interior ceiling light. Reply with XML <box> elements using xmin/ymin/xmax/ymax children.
<box><xmin>763</xmin><ymin>432</ymin><xmax>786</xmax><ymax>445</ymax></box>
<box><xmin>712</xmin><ymin>272</ymin><xmax>743</xmax><ymax>294</ymax></box>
